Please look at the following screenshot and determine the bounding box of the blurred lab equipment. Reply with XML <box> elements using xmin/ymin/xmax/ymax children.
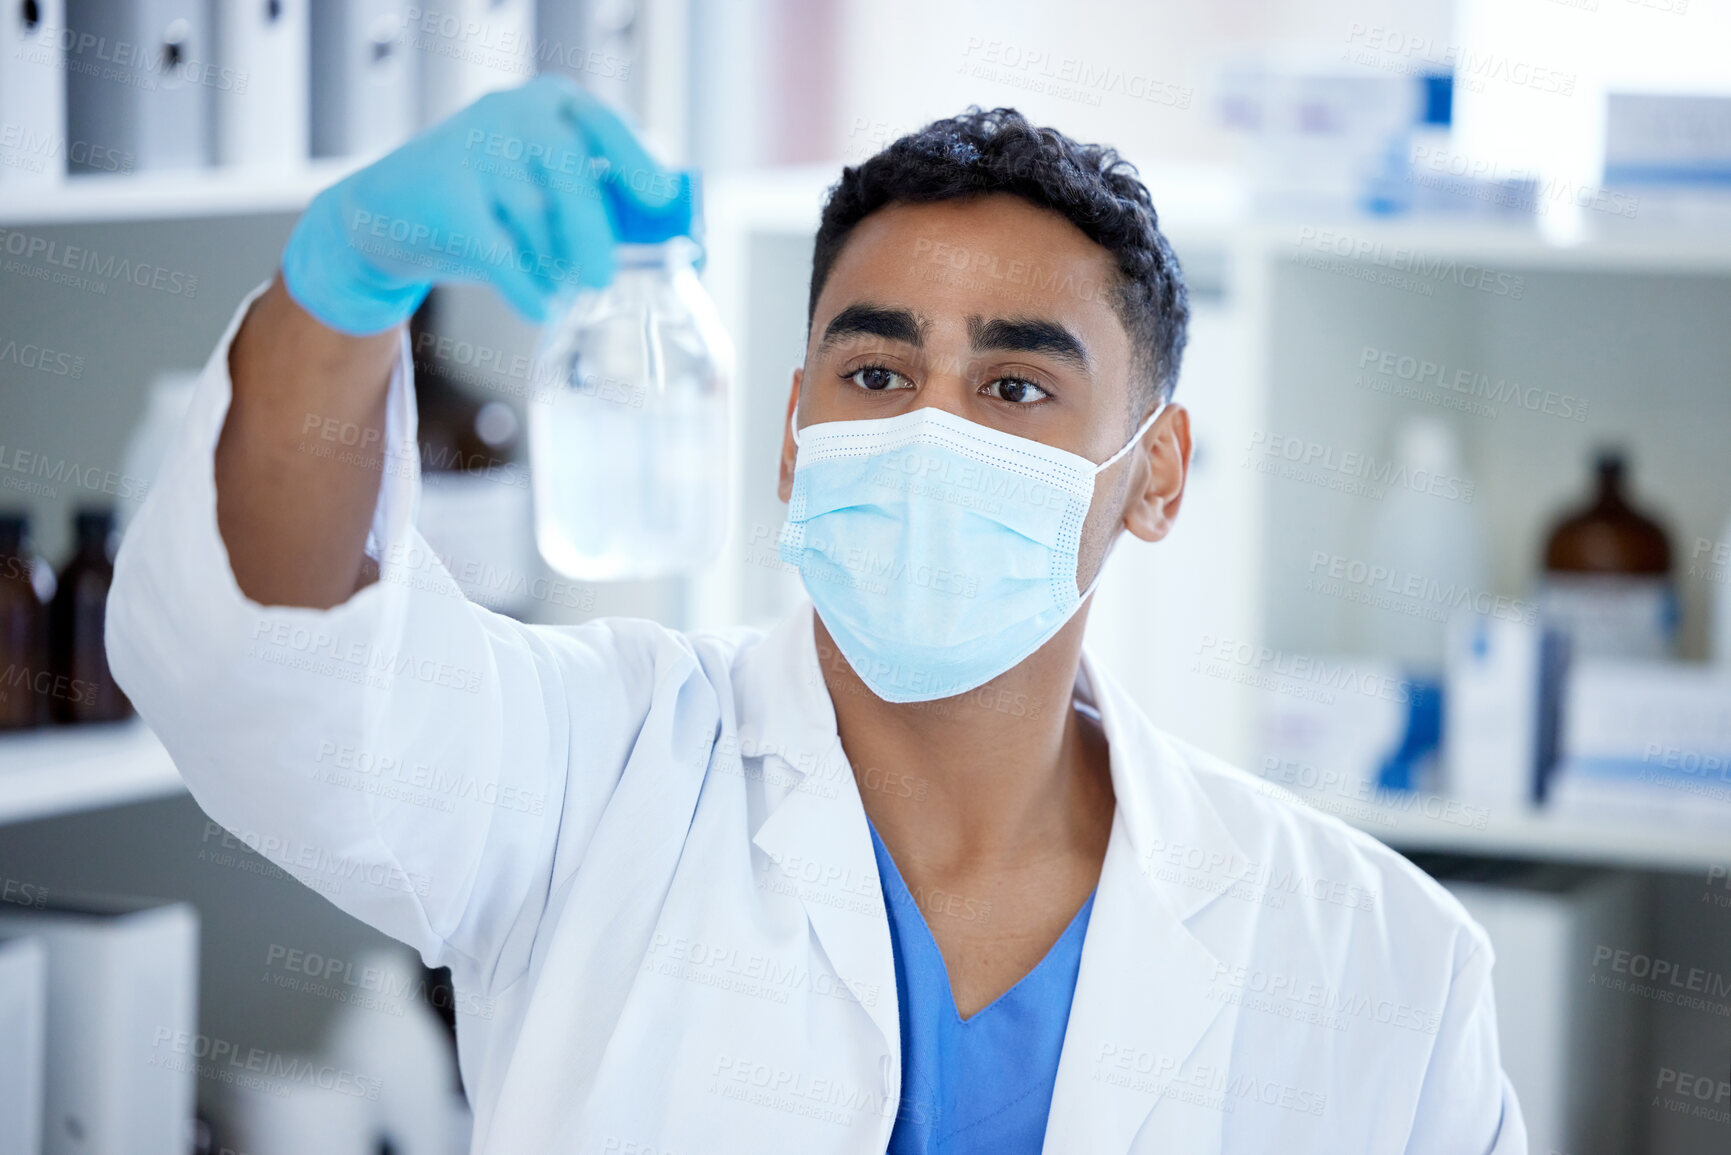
<box><xmin>0</xmin><ymin>935</ymin><xmax>47</xmax><ymax>1155</ymax></box>
<box><xmin>1538</xmin><ymin>449</ymin><xmax>1678</xmax><ymax>661</ymax></box>
<box><xmin>531</xmin><ymin>232</ymin><xmax>733</xmax><ymax>580</ymax></box>
<box><xmin>65</xmin><ymin>0</ymin><xmax>210</xmax><ymax>172</ymax></box>
<box><xmin>0</xmin><ymin>512</ymin><xmax>47</xmax><ymax>731</ymax></box>
<box><xmin>1217</xmin><ymin>56</ymin><xmax>1418</xmax><ymax>218</ymax></box>
<box><xmin>1603</xmin><ymin>93</ymin><xmax>1731</xmax><ymax>232</ymax></box>
<box><xmin>411</xmin><ymin>300</ymin><xmax>536</xmax><ymax>615</ymax></box>
<box><xmin>0</xmin><ymin>893</ymin><xmax>199</xmax><ymax>1155</ymax></box>
<box><xmin>1547</xmin><ymin>660</ymin><xmax>1731</xmax><ymax>829</ymax></box>
<box><xmin>47</xmin><ymin>507</ymin><xmax>131</xmax><ymax>724</ymax></box>
<box><xmin>1361</xmin><ymin>416</ymin><xmax>1487</xmax><ymax>670</ymax></box>
<box><xmin>210</xmin><ymin>947</ymin><xmax>470</xmax><ymax>1155</ymax></box>
<box><xmin>1256</xmin><ymin>656</ymin><xmax>1438</xmax><ymax>802</ymax></box>
<box><xmin>116</xmin><ymin>372</ymin><xmax>200</xmax><ymax>534</ymax></box>
<box><xmin>1440</xmin><ymin>864</ymin><xmax>1642</xmax><ymax>1155</ymax></box>
<box><xmin>1444</xmin><ymin>612</ymin><xmax>1567</xmax><ymax>810</ymax></box>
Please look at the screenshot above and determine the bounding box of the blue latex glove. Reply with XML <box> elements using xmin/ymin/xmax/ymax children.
<box><xmin>281</xmin><ymin>74</ymin><xmax>694</xmax><ymax>336</ymax></box>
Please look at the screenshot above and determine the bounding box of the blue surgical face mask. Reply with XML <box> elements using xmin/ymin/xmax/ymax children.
<box><xmin>778</xmin><ymin>402</ymin><xmax>1166</xmax><ymax>703</ymax></box>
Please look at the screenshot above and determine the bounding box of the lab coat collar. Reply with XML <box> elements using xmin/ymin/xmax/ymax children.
<box><xmin>740</xmin><ymin>600</ymin><xmax>1248</xmax><ymax>1152</ymax></box>
<box><xmin>739</xmin><ymin>602</ymin><xmax>905</xmax><ymax>1080</ymax></box>
<box><xmin>1044</xmin><ymin>648</ymin><xmax>1249</xmax><ymax>1152</ymax></box>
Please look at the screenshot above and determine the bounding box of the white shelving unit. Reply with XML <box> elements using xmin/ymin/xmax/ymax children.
<box><xmin>3</xmin><ymin>163</ymin><xmax>1727</xmax><ymax>876</ymax></box>
<box><xmin>0</xmin><ymin>721</ymin><xmax>183</xmax><ymax>827</ymax></box>
<box><xmin>0</xmin><ymin>159</ymin><xmax>369</xmax><ymax>228</ymax></box>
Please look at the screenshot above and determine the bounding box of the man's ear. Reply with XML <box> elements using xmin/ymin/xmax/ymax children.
<box><xmin>777</xmin><ymin>368</ymin><xmax>803</xmax><ymax>503</ymax></box>
<box><xmin>1123</xmin><ymin>403</ymin><xmax>1191</xmax><ymax>543</ymax></box>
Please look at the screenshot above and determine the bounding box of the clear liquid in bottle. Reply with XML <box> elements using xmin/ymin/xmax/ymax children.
<box><xmin>530</xmin><ymin>238</ymin><xmax>733</xmax><ymax>581</ymax></box>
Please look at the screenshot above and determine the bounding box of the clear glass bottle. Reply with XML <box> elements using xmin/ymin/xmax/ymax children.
<box><xmin>529</xmin><ymin>237</ymin><xmax>733</xmax><ymax>581</ymax></box>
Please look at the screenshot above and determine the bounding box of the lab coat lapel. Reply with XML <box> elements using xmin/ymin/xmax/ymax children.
<box><xmin>1042</xmin><ymin>654</ymin><xmax>1249</xmax><ymax>1155</ymax></box>
<box><xmin>740</xmin><ymin>603</ymin><xmax>902</xmax><ymax>1075</ymax></box>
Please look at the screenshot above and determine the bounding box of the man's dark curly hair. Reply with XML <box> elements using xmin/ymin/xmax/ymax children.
<box><xmin>807</xmin><ymin>107</ymin><xmax>1189</xmax><ymax>415</ymax></box>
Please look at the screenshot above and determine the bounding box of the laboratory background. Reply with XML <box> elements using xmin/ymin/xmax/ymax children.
<box><xmin>1</xmin><ymin>0</ymin><xmax>1729</xmax><ymax>1151</ymax></box>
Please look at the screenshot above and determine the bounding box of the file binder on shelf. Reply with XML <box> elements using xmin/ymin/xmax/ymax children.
<box><xmin>414</xmin><ymin>0</ymin><xmax>535</xmax><ymax>127</ymax></box>
<box><xmin>310</xmin><ymin>0</ymin><xmax>418</xmax><ymax>159</ymax></box>
<box><xmin>0</xmin><ymin>893</ymin><xmax>199</xmax><ymax>1155</ymax></box>
<box><xmin>211</xmin><ymin>0</ymin><xmax>310</xmax><ymax>169</ymax></box>
<box><xmin>0</xmin><ymin>934</ymin><xmax>47</xmax><ymax>1155</ymax></box>
<box><xmin>64</xmin><ymin>0</ymin><xmax>212</xmax><ymax>173</ymax></box>
<box><xmin>0</xmin><ymin>0</ymin><xmax>67</xmax><ymax>185</ymax></box>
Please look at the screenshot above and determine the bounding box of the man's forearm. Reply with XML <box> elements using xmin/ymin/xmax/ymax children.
<box><xmin>216</xmin><ymin>276</ymin><xmax>402</xmax><ymax>609</ymax></box>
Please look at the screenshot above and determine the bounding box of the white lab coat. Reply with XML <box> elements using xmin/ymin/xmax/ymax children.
<box><xmin>108</xmin><ymin>285</ymin><xmax>1528</xmax><ymax>1154</ymax></box>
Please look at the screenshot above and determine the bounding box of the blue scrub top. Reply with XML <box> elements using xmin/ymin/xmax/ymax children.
<box><xmin>867</xmin><ymin>819</ymin><xmax>1096</xmax><ymax>1154</ymax></box>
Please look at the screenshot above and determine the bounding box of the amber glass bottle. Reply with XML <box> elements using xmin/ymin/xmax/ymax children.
<box><xmin>1538</xmin><ymin>450</ymin><xmax>1677</xmax><ymax>660</ymax></box>
<box><xmin>48</xmin><ymin>508</ymin><xmax>133</xmax><ymax>723</ymax></box>
<box><xmin>0</xmin><ymin>513</ymin><xmax>46</xmax><ymax>730</ymax></box>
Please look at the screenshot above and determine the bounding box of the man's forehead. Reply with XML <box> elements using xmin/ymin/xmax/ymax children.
<box><xmin>813</xmin><ymin>197</ymin><xmax>1127</xmax><ymax>349</ymax></box>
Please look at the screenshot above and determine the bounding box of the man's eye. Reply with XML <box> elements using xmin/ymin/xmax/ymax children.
<box><xmin>986</xmin><ymin>378</ymin><xmax>1051</xmax><ymax>404</ymax></box>
<box><xmin>847</xmin><ymin>365</ymin><xmax>913</xmax><ymax>392</ymax></box>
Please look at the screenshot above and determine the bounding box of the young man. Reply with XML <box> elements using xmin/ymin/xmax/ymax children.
<box><xmin>109</xmin><ymin>76</ymin><xmax>1526</xmax><ymax>1153</ymax></box>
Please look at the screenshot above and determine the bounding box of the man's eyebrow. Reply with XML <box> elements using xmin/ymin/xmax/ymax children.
<box><xmin>817</xmin><ymin>303</ymin><xmax>927</xmax><ymax>354</ymax></box>
<box><xmin>967</xmin><ymin>314</ymin><xmax>1092</xmax><ymax>374</ymax></box>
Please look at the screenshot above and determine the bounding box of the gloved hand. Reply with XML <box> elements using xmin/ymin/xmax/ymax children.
<box><xmin>281</xmin><ymin>74</ymin><xmax>693</xmax><ymax>336</ymax></box>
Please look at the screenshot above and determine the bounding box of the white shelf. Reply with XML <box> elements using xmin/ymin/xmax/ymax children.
<box><xmin>1288</xmin><ymin>788</ymin><xmax>1731</xmax><ymax>874</ymax></box>
<box><xmin>0</xmin><ymin>719</ymin><xmax>185</xmax><ymax>827</ymax></box>
<box><xmin>0</xmin><ymin>158</ymin><xmax>367</xmax><ymax>227</ymax></box>
<box><xmin>1246</xmin><ymin>216</ymin><xmax>1731</xmax><ymax>277</ymax></box>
